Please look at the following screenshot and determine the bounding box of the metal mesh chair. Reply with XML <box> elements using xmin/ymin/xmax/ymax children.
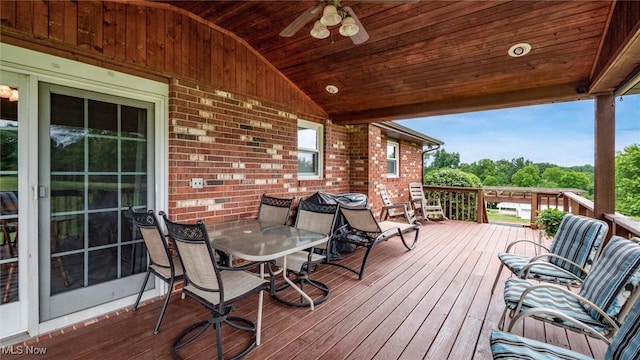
<box><xmin>499</xmin><ymin>236</ymin><xmax>640</xmax><ymax>343</ymax></box>
<box><xmin>129</xmin><ymin>207</ymin><xmax>184</xmax><ymax>334</ymax></box>
<box><xmin>272</xmin><ymin>199</ymin><xmax>337</xmax><ymax>307</ymax></box>
<box><xmin>491</xmin><ymin>213</ymin><xmax>608</xmax><ymax>294</ymax></box>
<box><xmin>257</xmin><ymin>194</ymin><xmax>295</xmax><ymax>225</ymax></box>
<box><xmin>491</xmin><ymin>289</ymin><xmax>640</xmax><ymax>360</ymax></box>
<box><xmin>162</xmin><ymin>214</ymin><xmax>269</xmax><ymax>360</ymax></box>
<box><xmin>331</xmin><ymin>204</ymin><xmax>419</xmax><ymax>280</ymax></box>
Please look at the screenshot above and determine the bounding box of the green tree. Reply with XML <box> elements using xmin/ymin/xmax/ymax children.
<box><xmin>0</xmin><ymin>126</ymin><xmax>18</xmax><ymax>171</ymax></box>
<box><xmin>483</xmin><ymin>175</ymin><xmax>500</xmax><ymax>186</ymax></box>
<box><xmin>424</xmin><ymin>149</ymin><xmax>460</xmax><ymax>173</ymax></box>
<box><xmin>558</xmin><ymin>171</ymin><xmax>591</xmax><ymax>191</ymax></box>
<box><xmin>616</xmin><ymin>144</ymin><xmax>640</xmax><ymax>216</ymax></box>
<box><xmin>494</xmin><ymin>159</ymin><xmax>514</xmax><ymax>185</ymax></box>
<box><xmin>464</xmin><ymin>158</ymin><xmax>497</xmax><ymax>183</ymax></box>
<box><xmin>511</xmin><ymin>164</ymin><xmax>540</xmax><ymax>187</ymax></box>
<box><xmin>541</xmin><ymin>166</ymin><xmax>566</xmax><ymax>187</ymax></box>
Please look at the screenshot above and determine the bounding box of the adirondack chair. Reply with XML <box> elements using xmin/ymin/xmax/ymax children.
<box><xmin>408</xmin><ymin>182</ymin><xmax>446</xmax><ymax>222</ymax></box>
<box><xmin>379</xmin><ymin>184</ymin><xmax>417</xmax><ymax>224</ymax></box>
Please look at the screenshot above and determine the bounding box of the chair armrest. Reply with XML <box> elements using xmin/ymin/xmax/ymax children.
<box><xmin>504</xmin><ymin>239</ymin><xmax>550</xmax><ymax>253</ymax></box>
<box><xmin>509</xmin><ymin>307</ymin><xmax>611</xmax><ymax>344</ymax></box>
<box><xmin>520</xmin><ymin>260</ymin><xmax>585</xmax><ymax>283</ymax></box>
<box><xmin>381</xmin><ymin>203</ymin><xmax>410</xmax><ymax>211</ymax></box>
<box><xmin>528</xmin><ymin>253</ymin><xmax>588</xmax><ymax>276</ymax></box>
<box><xmin>514</xmin><ymin>284</ymin><xmax>620</xmax><ymax>338</ymax></box>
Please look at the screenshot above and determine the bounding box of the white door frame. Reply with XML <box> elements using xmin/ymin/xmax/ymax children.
<box><xmin>0</xmin><ymin>43</ymin><xmax>168</xmax><ymax>340</ymax></box>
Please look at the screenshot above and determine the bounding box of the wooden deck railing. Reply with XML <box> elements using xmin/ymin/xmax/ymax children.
<box><xmin>562</xmin><ymin>191</ymin><xmax>640</xmax><ymax>239</ymax></box>
<box><xmin>422</xmin><ymin>185</ymin><xmax>488</xmax><ymax>223</ymax></box>
<box><xmin>421</xmin><ymin>185</ymin><xmax>640</xmax><ymax>238</ymax></box>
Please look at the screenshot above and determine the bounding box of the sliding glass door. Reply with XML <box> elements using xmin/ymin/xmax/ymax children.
<box><xmin>39</xmin><ymin>83</ymin><xmax>153</xmax><ymax>320</ymax></box>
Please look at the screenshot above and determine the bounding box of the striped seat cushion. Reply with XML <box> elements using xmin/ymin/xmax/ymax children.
<box><xmin>490</xmin><ymin>330</ymin><xmax>593</xmax><ymax>360</ymax></box>
<box><xmin>547</xmin><ymin>214</ymin><xmax>607</xmax><ymax>277</ymax></box>
<box><xmin>578</xmin><ymin>236</ymin><xmax>640</xmax><ymax>322</ymax></box>
<box><xmin>498</xmin><ymin>253</ymin><xmax>584</xmax><ymax>286</ymax></box>
<box><xmin>503</xmin><ymin>278</ymin><xmax>609</xmax><ymax>333</ymax></box>
<box><xmin>606</xmin><ymin>289</ymin><xmax>640</xmax><ymax>360</ymax></box>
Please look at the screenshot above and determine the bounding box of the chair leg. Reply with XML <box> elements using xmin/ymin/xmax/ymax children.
<box><xmin>214</xmin><ymin>320</ymin><xmax>224</xmax><ymax>360</ymax></box>
<box><xmin>490</xmin><ymin>263</ymin><xmax>505</xmax><ymax>295</ymax></box>
<box><xmin>398</xmin><ymin>229</ymin><xmax>419</xmax><ymax>250</ymax></box>
<box><xmin>133</xmin><ymin>269</ymin><xmax>151</xmax><ymax>311</ymax></box>
<box><xmin>358</xmin><ymin>243</ymin><xmax>377</xmax><ymax>280</ymax></box>
<box><xmin>153</xmin><ymin>276</ymin><xmax>174</xmax><ymax>334</ymax></box>
<box><xmin>256</xmin><ymin>290</ymin><xmax>263</xmax><ymax>346</ymax></box>
<box><xmin>498</xmin><ymin>306</ymin><xmax>511</xmax><ymax>330</ymax></box>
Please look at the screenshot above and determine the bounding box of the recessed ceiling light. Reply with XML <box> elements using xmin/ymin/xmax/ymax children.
<box><xmin>508</xmin><ymin>43</ymin><xmax>531</xmax><ymax>57</ymax></box>
<box><xmin>325</xmin><ymin>85</ymin><xmax>339</xmax><ymax>94</ymax></box>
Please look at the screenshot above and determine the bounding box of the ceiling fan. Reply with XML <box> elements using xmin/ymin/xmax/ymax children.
<box><xmin>279</xmin><ymin>0</ymin><xmax>370</xmax><ymax>45</ymax></box>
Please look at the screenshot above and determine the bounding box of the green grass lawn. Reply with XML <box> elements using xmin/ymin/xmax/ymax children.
<box><xmin>486</xmin><ymin>209</ymin><xmax>530</xmax><ymax>225</ymax></box>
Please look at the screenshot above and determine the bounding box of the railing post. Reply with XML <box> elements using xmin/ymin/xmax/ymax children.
<box><xmin>530</xmin><ymin>192</ymin><xmax>539</xmax><ymax>228</ymax></box>
<box><xmin>476</xmin><ymin>189</ymin><xmax>485</xmax><ymax>223</ymax></box>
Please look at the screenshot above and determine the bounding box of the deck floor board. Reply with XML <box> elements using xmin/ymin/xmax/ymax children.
<box><xmin>5</xmin><ymin>221</ymin><xmax>608</xmax><ymax>359</ymax></box>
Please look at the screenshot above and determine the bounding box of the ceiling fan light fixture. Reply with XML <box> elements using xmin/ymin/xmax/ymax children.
<box><xmin>339</xmin><ymin>16</ymin><xmax>359</xmax><ymax>37</ymax></box>
<box><xmin>9</xmin><ymin>89</ymin><xmax>19</xmax><ymax>102</ymax></box>
<box><xmin>310</xmin><ymin>20</ymin><xmax>330</xmax><ymax>39</ymax></box>
<box><xmin>320</xmin><ymin>5</ymin><xmax>342</xmax><ymax>26</ymax></box>
<box><xmin>0</xmin><ymin>85</ymin><xmax>11</xmax><ymax>99</ymax></box>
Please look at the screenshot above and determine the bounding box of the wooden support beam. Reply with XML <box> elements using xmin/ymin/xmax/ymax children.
<box><xmin>594</xmin><ymin>94</ymin><xmax>615</xmax><ymax>220</ymax></box>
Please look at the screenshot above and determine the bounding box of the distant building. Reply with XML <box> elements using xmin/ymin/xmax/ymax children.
<box><xmin>497</xmin><ymin>203</ymin><xmax>564</xmax><ymax>220</ymax></box>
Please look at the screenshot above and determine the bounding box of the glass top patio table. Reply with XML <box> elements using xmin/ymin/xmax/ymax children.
<box><xmin>205</xmin><ymin>219</ymin><xmax>328</xmax><ymax>262</ymax></box>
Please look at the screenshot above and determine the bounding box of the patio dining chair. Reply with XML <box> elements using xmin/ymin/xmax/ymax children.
<box><xmin>379</xmin><ymin>184</ymin><xmax>418</xmax><ymax>224</ymax></box>
<box><xmin>331</xmin><ymin>204</ymin><xmax>419</xmax><ymax>280</ymax></box>
<box><xmin>272</xmin><ymin>199</ymin><xmax>338</xmax><ymax>307</ymax></box>
<box><xmin>128</xmin><ymin>207</ymin><xmax>184</xmax><ymax>334</ymax></box>
<box><xmin>162</xmin><ymin>214</ymin><xmax>269</xmax><ymax>360</ymax></box>
<box><xmin>490</xmin><ymin>213</ymin><xmax>608</xmax><ymax>294</ymax></box>
<box><xmin>408</xmin><ymin>182</ymin><xmax>447</xmax><ymax>222</ymax></box>
<box><xmin>499</xmin><ymin>236</ymin><xmax>640</xmax><ymax>343</ymax></box>
<box><xmin>257</xmin><ymin>194</ymin><xmax>295</xmax><ymax>225</ymax></box>
<box><xmin>491</xmin><ymin>284</ymin><xmax>640</xmax><ymax>360</ymax></box>
<box><xmin>220</xmin><ymin>193</ymin><xmax>296</xmax><ymax>267</ymax></box>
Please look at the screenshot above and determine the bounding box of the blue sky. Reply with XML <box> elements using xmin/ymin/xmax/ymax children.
<box><xmin>397</xmin><ymin>94</ymin><xmax>640</xmax><ymax>167</ymax></box>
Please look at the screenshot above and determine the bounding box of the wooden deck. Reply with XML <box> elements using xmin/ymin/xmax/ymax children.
<box><xmin>4</xmin><ymin>221</ymin><xmax>609</xmax><ymax>359</ymax></box>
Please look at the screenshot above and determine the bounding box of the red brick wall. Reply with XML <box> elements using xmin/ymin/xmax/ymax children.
<box><xmin>167</xmin><ymin>81</ymin><xmax>424</xmax><ymax>222</ymax></box>
<box><xmin>168</xmin><ymin>79</ymin><xmax>352</xmax><ymax>222</ymax></box>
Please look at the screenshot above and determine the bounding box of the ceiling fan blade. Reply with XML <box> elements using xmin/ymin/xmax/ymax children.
<box><xmin>279</xmin><ymin>4</ymin><xmax>322</xmax><ymax>37</ymax></box>
<box><xmin>345</xmin><ymin>7</ymin><xmax>369</xmax><ymax>45</ymax></box>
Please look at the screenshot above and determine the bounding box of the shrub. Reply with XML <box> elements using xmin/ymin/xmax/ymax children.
<box><xmin>423</xmin><ymin>168</ymin><xmax>482</xmax><ymax>221</ymax></box>
<box><xmin>536</xmin><ymin>208</ymin><xmax>566</xmax><ymax>239</ymax></box>
<box><xmin>424</xmin><ymin>168</ymin><xmax>482</xmax><ymax>187</ymax></box>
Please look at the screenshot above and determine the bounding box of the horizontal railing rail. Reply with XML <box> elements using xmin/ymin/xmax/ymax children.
<box><xmin>414</xmin><ymin>185</ymin><xmax>640</xmax><ymax>238</ymax></box>
<box><xmin>604</xmin><ymin>213</ymin><xmax>640</xmax><ymax>239</ymax></box>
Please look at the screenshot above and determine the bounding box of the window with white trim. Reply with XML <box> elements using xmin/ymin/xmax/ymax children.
<box><xmin>387</xmin><ymin>140</ymin><xmax>399</xmax><ymax>177</ymax></box>
<box><xmin>297</xmin><ymin>119</ymin><xmax>323</xmax><ymax>179</ymax></box>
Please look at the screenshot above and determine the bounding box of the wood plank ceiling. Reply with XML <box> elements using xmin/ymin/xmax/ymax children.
<box><xmin>164</xmin><ymin>1</ymin><xmax>639</xmax><ymax>125</ymax></box>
